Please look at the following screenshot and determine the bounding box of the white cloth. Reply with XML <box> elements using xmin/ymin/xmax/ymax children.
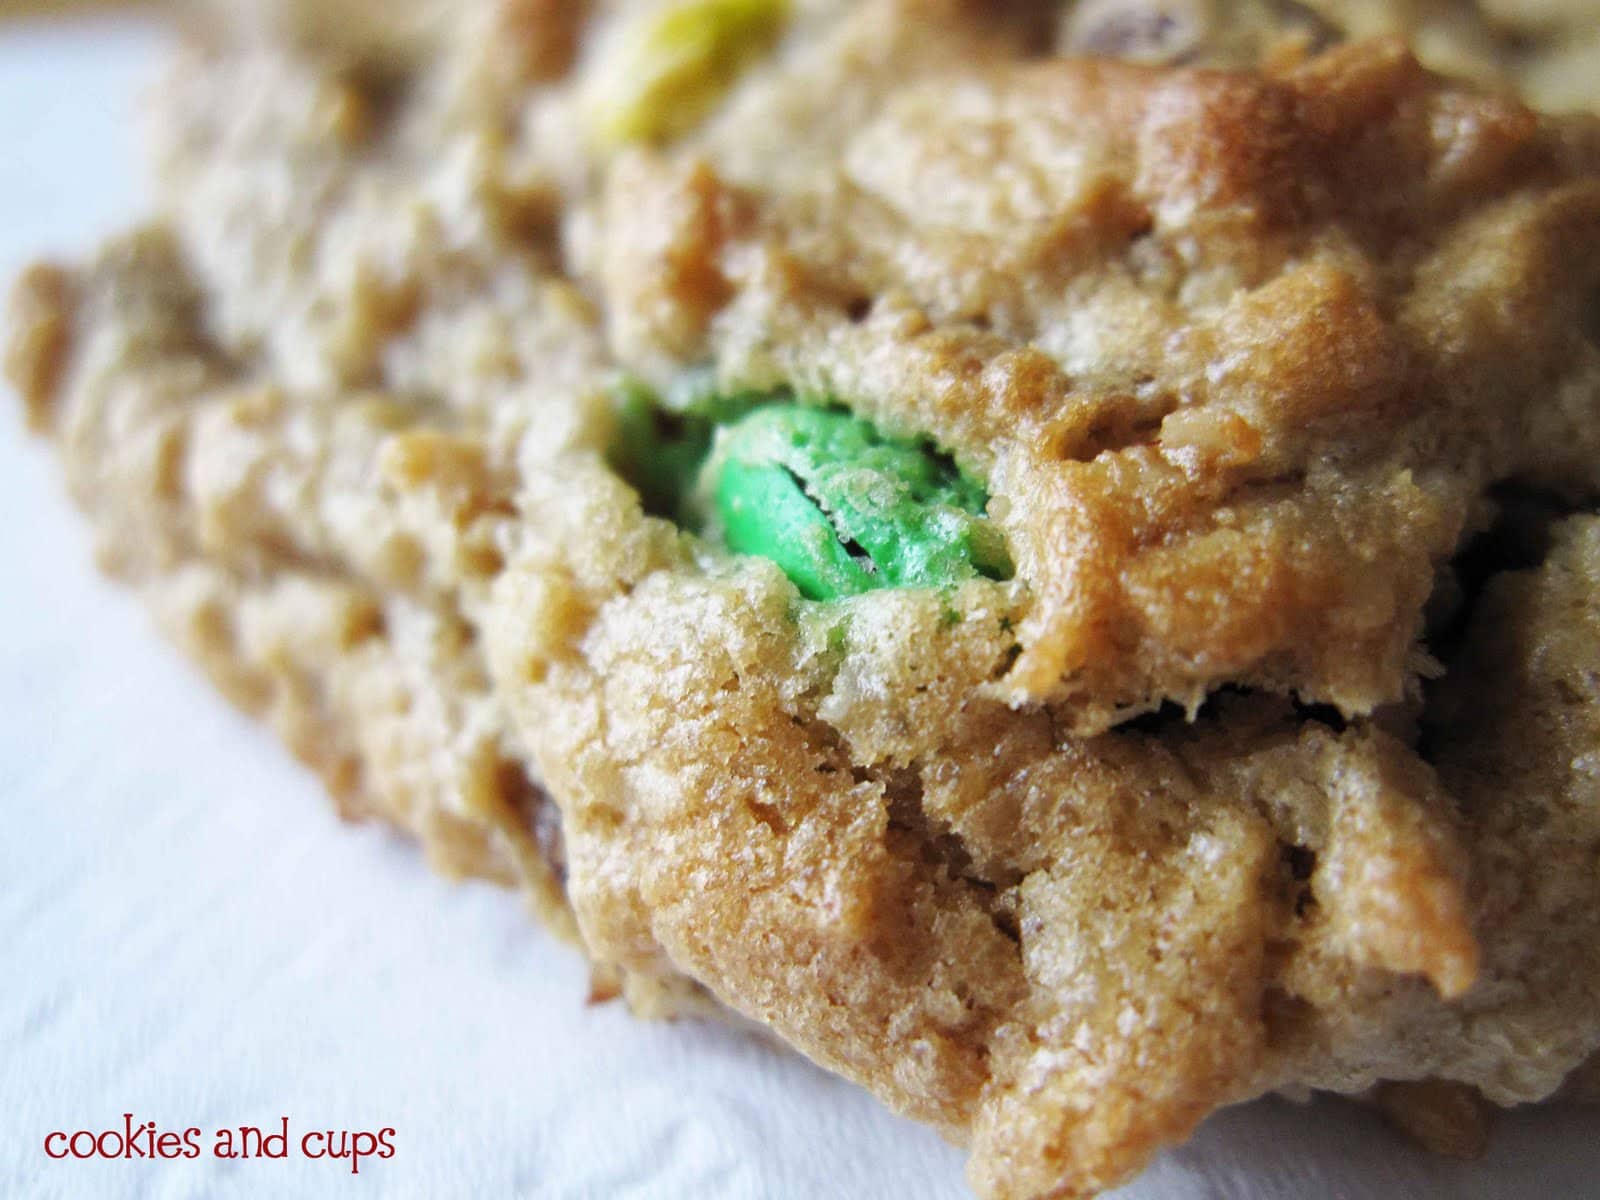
<box><xmin>0</xmin><ymin>18</ymin><xmax>1592</xmax><ymax>1199</ymax></box>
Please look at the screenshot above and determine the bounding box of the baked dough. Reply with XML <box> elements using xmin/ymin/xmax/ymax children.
<box><xmin>8</xmin><ymin>3</ymin><xmax>1600</xmax><ymax>1196</ymax></box>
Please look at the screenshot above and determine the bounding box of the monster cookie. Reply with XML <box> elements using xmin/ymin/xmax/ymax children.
<box><xmin>7</xmin><ymin>3</ymin><xmax>1600</xmax><ymax>1199</ymax></box>
<box><xmin>1</xmin><ymin>9</ymin><xmax>682</xmax><ymax>1006</ymax></box>
<box><xmin>491</xmin><ymin>10</ymin><xmax>1600</xmax><ymax>1200</ymax></box>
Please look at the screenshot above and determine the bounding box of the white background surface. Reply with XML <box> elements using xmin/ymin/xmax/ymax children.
<box><xmin>0</xmin><ymin>17</ymin><xmax>1595</xmax><ymax>1200</ymax></box>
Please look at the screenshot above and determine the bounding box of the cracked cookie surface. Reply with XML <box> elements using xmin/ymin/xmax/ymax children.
<box><xmin>8</xmin><ymin>4</ymin><xmax>1600</xmax><ymax>1198</ymax></box>
<box><xmin>489</xmin><ymin>14</ymin><xmax>1600</xmax><ymax>1200</ymax></box>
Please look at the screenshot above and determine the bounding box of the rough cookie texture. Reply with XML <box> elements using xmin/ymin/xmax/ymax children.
<box><xmin>2</xmin><ymin>21</ymin><xmax>599</xmax><ymax>948</ymax></box>
<box><xmin>8</xmin><ymin>223</ymin><xmax>586</xmax><ymax>927</ymax></box>
<box><xmin>492</xmin><ymin>10</ymin><xmax>1600</xmax><ymax>1199</ymax></box>
<box><xmin>7</xmin><ymin>3</ymin><xmax>1600</xmax><ymax>1199</ymax></box>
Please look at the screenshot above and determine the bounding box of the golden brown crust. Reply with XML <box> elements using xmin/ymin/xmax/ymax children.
<box><xmin>8</xmin><ymin>6</ymin><xmax>1600</xmax><ymax>1199</ymax></box>
<box><xmin>581</xmin><ymin>36</ymin><xmax>1600</xmax><ymax>731</ymax></box>
<box><xmin>490</xmin><ymin>20</ymin><xmax>1600</xmax><ymax>1199</ymax></box>
<box><xmin>2</xmin><ymin>219</ymin><xmax>583</xmax><ymax>934</ymax></box>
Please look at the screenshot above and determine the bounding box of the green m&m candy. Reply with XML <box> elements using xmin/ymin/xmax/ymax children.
<box><xmin>703</xmin><ymin>404</ymin><xmax>1011</xmax><ymax>600</ymax></box>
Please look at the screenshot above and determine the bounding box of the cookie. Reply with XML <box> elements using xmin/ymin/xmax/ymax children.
<box><xmin>8</xmin><ymin>3</ymin><xmax>1600</xmax><ymax>1198</ymax></box>
<box><xmin>490</xmin><ymin>10</ymin><xmax>1600</xmax><ymax>1199</ymax></box>
<box><xmin>7</xmin><ymin>223</ymin><xmax>578</xmax><ymax>931</ymax></box>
